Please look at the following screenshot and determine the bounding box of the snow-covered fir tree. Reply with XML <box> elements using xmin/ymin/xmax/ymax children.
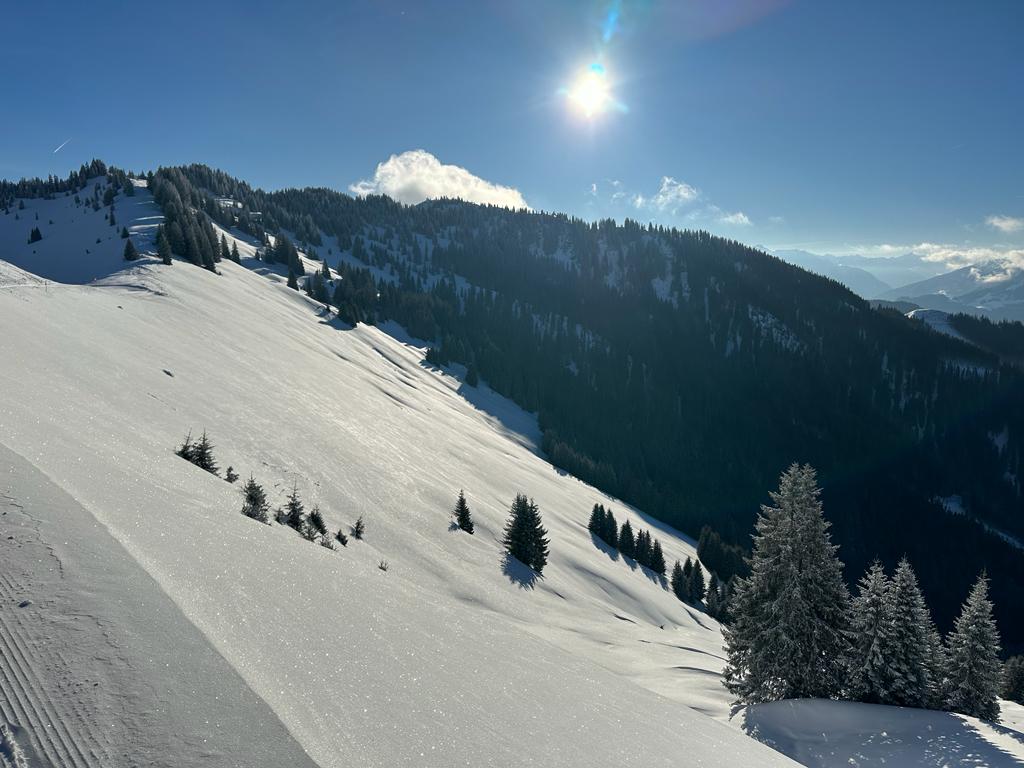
<box><xmin>945</xmin><ymin>573</ymin><xmax>1002</xmax><ymax>721</ymax></box>
<box><xmin>352</xmin><ymin>515</ymin><xmax>365</xmax><ymax>540</ymax></box>
<box><xmin>887</xmin><ymin>558</ymin><xmax>937</xmax><ymax>708</ymax></box>
<box><xmin>723</xmin><ymin>463</ymin><xmax>850</xmax><ymax>703</ymax></box>
<box><xmin>848</xmin><ymin>561</ymin><xmax>895</xmax><ymax>703</ymax></box>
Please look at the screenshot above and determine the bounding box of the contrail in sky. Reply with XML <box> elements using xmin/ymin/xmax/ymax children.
<box><xmin>52</xmin><ymin>138</ymin><xmax>71</xmax><ymax>154</ymax></box>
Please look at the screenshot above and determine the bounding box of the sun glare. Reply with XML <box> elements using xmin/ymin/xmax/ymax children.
<box><xmin>568</xmin><ymin>63</ymin><xmax>613</xmax><ymax>119</ymax></box>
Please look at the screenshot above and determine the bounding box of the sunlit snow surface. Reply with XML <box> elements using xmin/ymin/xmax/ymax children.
<box><xmin>1</xmin><ymin>187</ymin><xmax>1021</xmax><ymax>766</ymax></box>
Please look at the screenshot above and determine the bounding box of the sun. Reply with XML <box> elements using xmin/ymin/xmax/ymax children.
<box><xmin>568</xmin><ymin>63</ymin><xmax>613</xmax><ymax>119</ymax></box>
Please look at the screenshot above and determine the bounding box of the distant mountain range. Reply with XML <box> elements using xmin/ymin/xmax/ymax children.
<box><xmin>882</xmin><ymin>261</ymin><xmax>1024</xmax><ymax>322</ymax></box>
<box><xmin>774</xmin><ymin>249</ymin><xmax>1024</xmax><ymax>322</ymax></box>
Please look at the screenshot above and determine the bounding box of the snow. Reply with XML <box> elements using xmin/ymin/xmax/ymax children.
<box><xmin>2</xmin><ymin>197</ymin><xmax>1022</xmax><ymax>766</ymax></box>
<box><xmin>0</xmin><ymin>220</ymin><xmax>796</xmax><ymax>766</ymax></box>
<box><xmin>906</xmin><ymin>308</ymin><xmax>970</xmax><ymax>342</ymax></box>
<box><xmin>0</xmin><ymin>179</ymin><xmax>163</xmax><ymax>284</ymax></box>
<box><xmin>740</xmin><ymin>699</ymin><xmax>1024</xmax><ymax>767</ymax></box>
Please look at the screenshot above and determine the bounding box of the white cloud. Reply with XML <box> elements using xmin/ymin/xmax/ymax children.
<box><xmin>719</xmin><ymin>211</ymin><xmax>752</xmax><ymax>226</ymax></box>
<box><xmin>349</xmin><ymin>150</ymin><xmax>528</xmax><ymax>209</ymax></box>
<box><xmin>587</xmin><ymin>182</ymin><xmax>598</xmax><ymax>197</ymax></box>
<box><xmin>850</xmin><ymin>241</ymin><xmax>1024</xmax><ymax>271</ymax></box>
<box><xmin>650</xmin><ymin>176</ymin><xmax>699</xmax><ymax>212</ymax></box>
<box><xmin>631</xmin><ymin>194</ymin><xmax>646</xmax><ymax>209</ymax></box>
<box><xmin>986</xmin><ymin>214</ymin><xmax>1024</xmax><ymax>233</ymax></box>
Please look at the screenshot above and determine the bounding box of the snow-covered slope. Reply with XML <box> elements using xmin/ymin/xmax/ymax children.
<box><xmin>884</xmin><ymin>261</ymin><xmax>1024</xmax><ymax>322</ymax></box>
<box><xmin>0</xmin><ymin>198</ymin><xmax>795</xmax><ymax>766</ymax></box>
<box><xmin>740</xmin><ymin>699</ymin><xmax>1024</xmax><ymax>767</ymax></box>
<box><xmin>0</xmin><ymin>179</ymin><xmax>162</xmax><ymax>283</ymax></box>
<box><xmin>2</xmin><ymin>186</ymin><xmax>1022</xmax><ymax>767</ymax></box>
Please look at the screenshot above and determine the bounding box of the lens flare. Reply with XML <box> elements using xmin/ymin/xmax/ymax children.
<box><xmin>567</xmin><ymin>64</ymin><xmax>613</xmax><ymax>119</ymax></box>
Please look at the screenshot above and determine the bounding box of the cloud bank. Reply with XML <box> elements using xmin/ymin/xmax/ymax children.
<box><xmin>350</xmin><ymin>150</ymin><xmax>529</xmax><ymax>210</ymax></box>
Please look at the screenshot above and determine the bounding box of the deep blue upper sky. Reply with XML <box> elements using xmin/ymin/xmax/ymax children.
<box><xmin>2</xmin><ymin>0</ymin><xmax>1021</xmax><ymax>260</ymax></box>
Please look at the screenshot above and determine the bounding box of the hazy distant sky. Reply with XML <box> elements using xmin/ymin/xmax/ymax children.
<box><xmin>2</xmin><ymin>0</ymin><xmax>1021</xmax><ymax>262</ymax></box>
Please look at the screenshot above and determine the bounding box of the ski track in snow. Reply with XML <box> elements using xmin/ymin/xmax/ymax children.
<box><xmin>0</xmin><ymin>491</ymin><xmax>117</xmax><ymax>768</ymax></box>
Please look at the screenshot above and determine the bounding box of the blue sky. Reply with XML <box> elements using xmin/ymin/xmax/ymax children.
<box><xmin>2</xmin><ymin>0</ymin><xmax>1021</xmax><ymax>261</ymax></box>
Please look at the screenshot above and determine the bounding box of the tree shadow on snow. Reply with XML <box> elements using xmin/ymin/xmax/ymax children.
<box><xmin>740</xmin><ymin>700</ymin><xmax>1024</xmax><ymax>768</ymax></box>
<box><xmin>501</xmin><ymin>553</ymin><xmax>539</xmax><ymax>590</ymax></box>
<box><xmin>589</xmin><ymin>532</ymin><xmax>621</xmax><ymax>563</ymax></box>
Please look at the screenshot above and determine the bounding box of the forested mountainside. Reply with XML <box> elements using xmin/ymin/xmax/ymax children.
<box><xmin>8</xmin><ymin>162</ymin><xmax>1024</xmax><ymax>650</ymax></box>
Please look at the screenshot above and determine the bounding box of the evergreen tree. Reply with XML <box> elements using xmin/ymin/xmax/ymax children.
<box><xmin>848</xmin><ymin>561</ymin><xmax>896</xmax><ymax>704</ymax></box>
<box><xmin>309</xmin><ymin>505</ymin><xmax>328</xmax><ymax>537</ymax></box>
<box><xmin>723</xmin><ymin>464</ymin><xmax>850</xmax><ymax>703</ymax></box>
<box><xmin>177</xmin><ymin>430</ymin><xmax>218</xmax><ymax>475</ymax></box>
<box><xmin>587</xmin><ymin>503</ymin><xmax>604</xmax><ymax>536</ymax></box>
<box><xmin>502</xmin><ymin>494</ymin><xmax>549</xmax><ymax>574</ymax></box>
<box><xmin>453</xmin><ymin>489</ymin><xmax>474</xmax><ymax>534</ymax></box>
<box><xmin>225</xmin><ymin>466</ymin><xmax>239</xmax><ymax>483</ymax></box>
<box><xmin>945</xmin><ymin>573</ymin><xmax>1002</xmax><ymax>721</ymax></box>
<box><xmin>175</xmin><ymin>431</ymin><xmax>194</xmax><ymax>462</ymax></box>
<box><xmin>888</xmin><ymin>558</ymin><xmax>936</xmax><ymax>707</ymax></box>
<box><xmin>601</xmin><ymin>506</ymin><xmax>618</xmax><ymax>548</ymax></box>
<box><xmin>707</xmin><ymin>576</ymin><xmax>722</xmax><ymax>618</ymax></box>
<box><xmin>706</xmin><ymin>572</ymin><xmax>722</xmax><ymax>616</ymax></box>
<box><xmin>157</xmin><ymin>225</ymin><xmax>172</xmax><ymax>265</ymax></box>
<box><xmin>689</xmin><ymin>560</ymin><xmax>706</xmax><ymax>602</ymax></box>
<box><xmin>671</xmin><ymin>560</ymin><xmax>690</xmax><ymax>602</ymax></box>
<box><xmin>240</xmin><ymin>475</ymin><xmax>270</xmax><ymax>523</ymax></box>
<box><xmin>335</xmin><ymin>528</ymin><xmax>349</xmax><ymax>547</ymax></box>
<box><xmin>220</xmin><ymin>234</ymin><xmax>231</xmax><ymax>262</ymax></box>
<box><xmin>352</xmin><ymin>515</ymin><xmax>365</xmax><ymax>540</ymax></box>
<box><xmin>123</xmin><ymin>239</ymin><xmax>138</xmax><ymax>261</ymax></box>
<box><xmin>120</xmin><ymin>226</ymin><xmax>129</xmax><ymax>239</ymax></box>
<box><xmin>230</xmin><ymin>240</ymin><xmax>241</xmax><ymax>263</ymax></box>
<box><xmin>28</xmin><ymin>226</ymin><xmax>42</xmax><ymax>243</ymax></box>
<box><xmin>923</xmin><ymin>618</ymin><xmax>949</xmax><ymax>710</ymax></box>
<box><xmin>287</xmin><ymin>267</ymin><xmax>299</xmax><ymax>290</ymax></box>
<box><xmin>650</xmin><ymin>539</ymin><xmax>667</xmax><ymax>576</ymax></box>
<box><xmin>1003</xmin><ymin>656</ymin><xmax>1024</xmax><ymax>704</ymax></box>
<box><xmin>618</xmin><ymin>519</ymin><xmax>636</xmax><ymax>557</ymax></box>
<box><xmin>283</xmin><ymin>483</ymin><xmax>305</xmax><ymax>532</ymax></box>
<box><xmin>635</xmin><ymin>529</ymin><xmax>651</xmax><ymax>567</ymax></box>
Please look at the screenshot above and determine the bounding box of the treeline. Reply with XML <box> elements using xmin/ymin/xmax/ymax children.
<box><xmin>588</xmin><ymin>503</ymin><xmax>730</xmax><ymax>619</ymax></box>
<box><xmin>949</xmin><ymin>313</ymin><xmax>1024</xmax><ymax>363</ymax></box>
<box><xmin>725</xmin><ymin>464</ymin><xmax>1006</xmax><ymax>722</ymax></box>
